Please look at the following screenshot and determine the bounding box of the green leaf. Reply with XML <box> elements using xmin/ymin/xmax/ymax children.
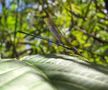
<box><xmin>0</xmin><ymin>59</ymin><xmax>56</xmax><ymax>90</ymax></box>
<box><xmin>0</xmin><ymin>55</ymin><xmax>108</xmax><ymax>90</ymax></box>
<box><xmin>21</xmin><ymin>55</ymin><xmax>108</xmax><ymax>90</ymax></box>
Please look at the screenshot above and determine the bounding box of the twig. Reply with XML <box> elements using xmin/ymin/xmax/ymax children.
<box><xmin>18</xmin><ymin>31</ymin><xmax>80</xmax><ymax>55</ymax></box>
<box><xmin>76</xmin><ymin>27</ymin><xmax>108</xmax><ymax>44</ymax></box>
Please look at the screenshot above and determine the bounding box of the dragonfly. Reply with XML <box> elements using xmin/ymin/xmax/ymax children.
<box><xmin>44</xmin><ymin>12</ymin><xmax>80</xmax><ymax>55</ymax></box>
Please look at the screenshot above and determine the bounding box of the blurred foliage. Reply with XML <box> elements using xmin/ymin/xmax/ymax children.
<box><xmin>0</xmin><ymin>0</ymin><xmax>108</xmax><ymax>64</ymax></box>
